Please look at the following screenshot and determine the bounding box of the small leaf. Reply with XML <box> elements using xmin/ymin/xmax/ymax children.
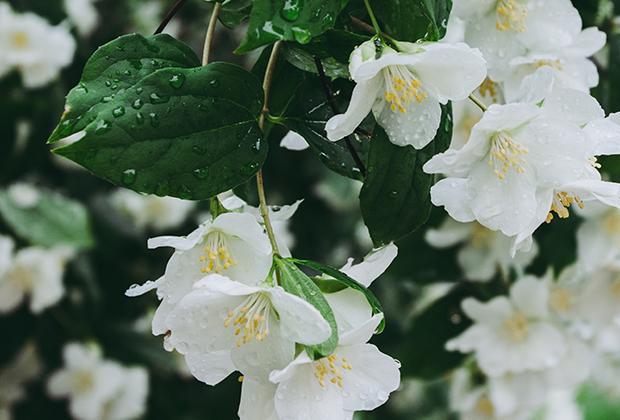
<box><xmin>0</xmin><ymin>187</ymin><xmax>93</xmax><ymax>250</ymax></box>
<box><xmin>48</xmin><ymin>34</ymin><xmax>266</xmax><ymax>200</ymax></box>
<box><xmin>236</xmin><ymin>0</ymin><xmax>349</xmax><ymax>53</ymax></box>
<box><xmin>360</xmin><ymin>105</ymin><xmax>452</xmax><ymax>246</ymax></box>
<box><xmin>275</xmin><ymin>257</ymin><xmax>338</xmax><ymax>359</ymax></box>
<box><xmin>290</xmin><ymin>258</ymin><xmax>385</xmax><ymax>333</ymax></box>
<box><xmin>206</xmin><ymin>0</ymin><xmax>252</xmax><ymax>28</ymax></box>
<box><xmin>373</xmin><ymin>0</ymin><xmax>451</xmax><ymax>42</ymax></box>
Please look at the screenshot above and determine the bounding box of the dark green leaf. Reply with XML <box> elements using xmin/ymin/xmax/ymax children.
<box><xmin>290</xmin><ymin>258</ymin><xmax>385</xmax><ymax>333</ymax></box>
<box><xmin>360</xmin><ymin>105</ymin><xmax>452</xmax><ymax>246</ymax></box>
<box><xmin>0</xmin><ymin>187</ymin><xmax>93</xmax><ymax>249</ymax></box>
<box><xmin>399</xmin><ymin>283</ymin><xmax>476</xmax><ymax>379</ymax></box>
<box><xmin>373</xmin><ymin>0</ymin><xmax>451</xmax><ymax>42</ymax></box>
<box><xmin>282</xmin><ymin>77</ymin><xmax>367</xmax><ymax>180</ymax></box>
<box><xmin>49</xmin><ymin>38</ymin><xmax>266</xmax><ymax>200</ymax></box>
<box><xmin>206</xmin><ymin>0</ymin><xmax>253</xmax><ymax>28</ymax></box>
<box><xmin>236</xmin><ymin>0</ymin><xmax>349</xmax><ymax>53</ymax></box>
<box><xmin>275</xmin><ymin>257</ymin><xmax>338</xmax><ymax>359</ymax></box>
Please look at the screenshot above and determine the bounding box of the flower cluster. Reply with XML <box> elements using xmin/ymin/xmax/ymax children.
<box><xmin>0</xmin><ymin>3</ymin><xmax>75</xmax><ymax>88</ymax></box>
<box><xmin>128</xmin><ymin>209</ymin><xmax>401</xmax><ymax>420</ymax></box>
<box><xmin>47</xmin><ymin>343</ymin><xmax>149</xmax><ymax>420</ymax></box>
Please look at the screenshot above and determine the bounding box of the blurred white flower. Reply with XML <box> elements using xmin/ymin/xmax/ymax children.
<box><xmin>542</xmin><ymin>390</ymin><xmax>582</xmax><ymax>420</ymax></box>
<box><xmin>0</xmin><ymin>4</ymin><xmax>75</xmax><ymax>88</ymax></box>
<box><xmin>326</xmin><ymin>39</ymin><xmax>487</xmax><ymax>149</ymax></box>
<box><xmin>268</xmin><ymin>314</ymin><xmax>400</xmax><ymax>420</ymax></box>
<box><xmin>48</xmin><ymin>343</ymin><xmax>149</xmax><ymax>420</ymax></box>
<box><xmin>279</xmin><ymin>131</ymin><xmax>309</xmax><ymax>151</ymax></box>
<box><xmin>109</xmin><ymin>189</ymin><xmax>195</xmax><ymax>232</ymax></box>
<box><xmin>576</xmin><ymin>202</ymin><xmax>620</xmax><ymax>273</ymax></box>
<box><xmin>0</xmin><ymin>236</ymin><xmax>73</xmax><ymax>314</ymax></box>
<box><xmin>63</xmin><ymin>0</ymin><xmax>99</xmax><ymax>36</ymax></box>
<box><xmin>447</xmin><ymin>276</ymin><xmax>566</xmax><ymax>376</ymax></box>
<box><xmin>165</xmin><ymin>273</ymin><xmax>330</xmax><ymax>383</ymax></box>
<box><xmin>7</xmin><ymin>182</ymin><xmax>40</xmax><ymax>209</ymax></box>
<box><xmin>425</xmin><ymin>87</ymin><xmax>620</xmax><ymax>252</ymax></box>
<box><xmin>426</xmin><ymin>218</ymin><xmax>537</xmax><ymax>281</ymax></box>
<box><xmin>126</xmin><ymin>212</ymin><xmax>273</xmax><ymax>345</ymax></box>
<box><xmin>0</xmin><ymin>343</ymin><xmax>41</xmax><ymax>420</ymax></box>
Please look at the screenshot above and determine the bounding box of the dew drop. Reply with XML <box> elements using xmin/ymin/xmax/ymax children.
<box><xmin>192</xmin><ymin>145</ymin><xmax>207</xmax><ymax>155</ymax></box>
<box><xmin>149</xmin><ymin>113</ymin><xmax>160</xmax><ymax>127</ymax></box>
<box><xmin>94</xmin><ymin>119</ymin><xmax>111</xmax><ymax>135</ymax></box>
<box><xmin>209</xmin><ymin>78</ymin><xmax>219</xmax><ymax>87</ymax></box>
<box><xmin>280</xmin><ymin>0</ymin><xmax>301</xmax><ymax>21</ymax></box>
<box><xmin>132</xmin><ymin>98</ymin><xmax>144</xmax><ymax>109</ymax></box>
<box><xmin>150</xmin><ymin>92</ymin><xmax>169</xmax><ymax>104</ymax></box>
<box><xmin>291</xmin><ymin>27</ymin><xmax>312</xmax><ymax>44</ymax></box>
<box><xmin>136</xmin><ymin>112</ymin><xmax>144</xmax><ymax>124</ymax></box>
<box><xmin>169</xmin><ymin>73</ymin><xmax>186</xmax><ymax>89</ymax></box>
<box><xmin>122</xmin><ymin>169</ymin><xmax>137</xmax><ymax>185</ymax></box>
<box><xmin>112</xmin><ymin>106</ymin><xmax>125</xmax><ymax>118</ymax></box>
<box><xmin>193</xmin><ymin>167</ymin><xmax>209</xmax><ymax>179</ymax></box>
<box><xmin>240</xmin><ymin>162</ymin><xmax>260</xmax><ymax>176</ymax></box>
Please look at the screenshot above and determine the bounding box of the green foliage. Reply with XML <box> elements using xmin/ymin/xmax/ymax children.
<box><xmin>206</xmin><ymin>0</ymin><xmax>253</xmax><ymax>28</ymax></box>
<box><xmin>49</xmin><ymin>35</ymin><xmax>267</xmax><ymax>200</ymax></box>
<box><xmin>275</xmin><ymin>257</ymin><xmax>339</xmax><ymax>358</ymax></box>
<box><xmin>360</xmin><ymin>105</ymin><xmax>452</xmax><ymax>246</ymax></box>
<box><xmin>237</xmin><ymin>0</ymin><xmax>350</xmax><ymax>53</ymax></box>
<box><xmin>0</xmin><ymin>187</ymin><xmax>93</xmax><ymax>250</ymax></box>
<box><xmin>372</xmin><ymin>0</ymin><xmax>451</xmax><ymax>42</ymax></box>
<box><xmin>398</xmin><ymin>283</ymin><xmax>476</xmax><ymax>379</ymax></box>
<box><xmin>290</xmin><ymin>258</ymin><xmax>385</xmax><ymax>332</ymax></box>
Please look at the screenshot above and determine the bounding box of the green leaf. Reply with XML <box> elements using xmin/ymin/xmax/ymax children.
<box><xmin>0</xmin><ymin>187</ymin><xmax>93</xmax><ymax>250</ymax></box>
<box><xmin>399</xmin><ymin>283</ymin><xmax>477</xmax><ymax>379</ymax></box>
<box><xmin>48</xmin><ymin>34</ymin><xmax>200</xmax><ymax>144</ymax></box>
<box><xmin>274</xmin><ymin>257</ymin><xmax>338</xmax><ymax>359</ymax></box>
<box><xmin>236</xmin><ymin>0</ymin><xmax>349</xmax><ymax>53</ymax></box>
<box><xmin>360</xmin><ymin>105</ymin><xmax>452</xmax><ymax>246</ymax></box>
<box><xmin>49</xmin><ymin>35</ymin><xmax>266</xmax><ymax>200</ymax></box>
<box><xmin>290</xmin><ymin>258</ymin><xmax>385</xmax><ymax>333</ymax></box>
<box><xmin>419</xmin><ymin>0</ymin><xmax>452</xmax><ymax>41</ymax></box>
<box><xmin>373</xmin><ymin>0</ymin><xmax>451</xmax><ymax>42</ymax></box>
<box><xmin>282</xmin><ymin>77</ymin><xmax>367</xmax><ymax>180</ymax></box>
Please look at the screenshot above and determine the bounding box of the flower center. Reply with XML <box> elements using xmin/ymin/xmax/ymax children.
<box><xmin>495</xmin><ymin>0</ymin><xmax>527</xmax><ymax>32</ymax></box>
<box><xmin>549</xmin><ymin>288</ymin><xmax>573</xmax><ymax>313</ymax></box>
<box><xmin>503</xmin><ymin>312</ymin><xmax>529</xmax><ymax>342</ymax></box>
<box><xmin>313</xmin><ymin>354</ymin><xmax>352</xmax><ymax>388</ymax></box>
<box><xmin>475</xmin><ymin>396</ymin><xmax>495</xmax><ymax>416</ymax></box>
<box><xmin>11</xmin><ymin>32</ymin><xmax>29</xmax><ymax>49</ymax></box>
<box><xmin>546</xmin><ymin>192</ymin><xmax>584</xmax><ymax>223</ymax></box>
<box><xmin>383</xmin><ymin>65</ymin><xmax>427</xmax><ymax>114</ymax></box>
<box><xmin>603</xmin><ymin>212</ymin><xmax>620</xmax><ymax>234</ymax></box>
<box><xmin>199</xmin><ymin>231</ymin><xmax>235</xmax><ymax>274</ymax></box>
<box><xmin>479</xmin><ymin>78</ymin><xmax>499</xmax><ymax>103</ymax></box>
<box><xmin>8</xmin><ymin>266</ymin><xmax>33</xmax><ymax>291</ymax></box>
<box><xmin>488</xmin><ymin>132</ymin><xmax>528</xmax><ymax>180</ymax></box>
<box><xmin>73</xmin><ymin>371</ymin><xmax>94</xmax><ymax>393</ymax></box>
<box><xmin>224</xmin><ymin>293</ymin><xmax>272</xmax><ymax>347</ymax></box>
<box><xmin>535</xmin><ymin>59</ymin><xmax>564</xmax><ymax>71</ymax></box>
<box><xmin>470</xmin><ymin>223</ymin><xmax>494</xmax><ymax>248</ymax></box>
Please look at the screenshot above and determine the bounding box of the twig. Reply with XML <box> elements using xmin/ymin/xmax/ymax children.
<box><xmin>202</xmin><ymin>2</ymin><xmax>222</xmax><ymax>65</ymax></box>
<box><xmin>468</xmin><ymin>94</ymin><xmax>488</xmax><ymax>112</ymax></box>
<box><xmin>313</xmin><ymin>56</ymin><xmax>367</xmax><ymax>177</ymax></box>
<box><xmin>154</xmin><ymin>0</ymin><xmax>189</xmax><ymax>35</ymax></box>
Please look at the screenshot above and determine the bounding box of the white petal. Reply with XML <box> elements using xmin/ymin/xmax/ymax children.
<box><xmin>584</xmin><ymin>117</ymin><xmax>620</xmax><ymax>156</ymax></box>
<box><xmin>565</xmin><ymin>27</ymin><xmax>606</xmax><ymax>58</ymax></box>
<box><xmin>239</xmin><ymin>378</ymin><xmax>278</xmax><ymax>420</ymax></box>
<box><xmin>0</xmin><ymin>235</ymin><xmax>14</xmax><ymax>277</ymax></box>
<box><xmin>184</xmin><ymin>351</ymin><xmax>236</xmax><ymax>385</ymax></box>
<box><xmin>125</xmin><ymin>277</ymin><xmax>162</xmax><ymax>297</ymax></box>
<box><xmin>340</xmin><ymin>243</ymin><xmax>398</xmax><ymax>287</ymax></box>
<box><xmin>518</xmin><ymin>0</ymin><xmax>582</xmax><ymax>51</ymax></box>
<box><xmin>509</xmin><ymin>276</ymin><xmax>549</xmax><ymax>319</ymax></box>
<box><xmin>576</xmin><ymin>217</ymin><xmax>617</xmax><ymax>273</ymax></box>
<box><xmin>147</xmin><ymin>224</ymin><xmax>207</xmax><ymax>250</ymax></box>
<box><xmin>268</xmin><ymin>200</ymin><xmax>303</xmax><ymax>222</ymax></box>
<box><xmin>458</xmin><ymin>245</ymin><xmax>497</xmax><ymax>282</ymax></box>
<box><xmin>542</xmin><ymin>87</ymin><xmax>604</xmax><ymax>126</ymax></box>
<box><xmin>462</xmin><ymin>296</ymin><xmax>513</xmax><ymax>325</ymax></box>
<box><xmin>564</xmin><ymin>180</ymin><xmax>620</xmax><ymax>208</ymax></box>
<box><xmin>339</xmin><ymin>313</ymin><xmax>383</xmax><ymax>347</ymax></box>
<box><xmin>269</xmin><ymin>351</ymin><xmax>314</xmax><ymax>384</ymax></box>
<box><xmin>338</xmin><ymin>343</ymin><xmax>401</xmax><ymax>411</ymax></box>
<box><xmin>268</xmin><ymin>287</ymin><xmax>332</xmax><ymax>345</ymax></box>
<box><xmin>326</xmin><ymin>77</ymin><xmax>382</xmax><ymax>142</ymax></box>
<box><xmin>429</xmin><ymin>178</ymin><xmax>476</xmax><ymax>223</ymax></box>
<box><xmin>411</xmin><ymin>42</ymin><xmax>488</xmax><ymax>103</ymax></box>
<box><xmin>280</xmin><ymin>131</ymin><xmax>310</xmax><ymax>151</ymax></box>
<box><xmin>211</xmin><ymin>212</ymin><xmax>272</xmax><ymax>256</ymax></box>
<box><xmin>0</xmin><ymin>278</ymin><xmax>24</xmax><ymax>314</ymax></box>
<box><xmin>425</xmin><ymin>218</ymin><xmax>473</xmax><ymax>248</ymax></box>
<box><xmin>325</xmin><ymin>289</ymin><xmax>373</xmax><ymax>335</ymax></box>
<box><xmin>374</xmin><ymin>94</ymin><xmax>442</xmax><ymax>149</ymax></box>
<box><xmin>47</xmin><ymin>371</ymin><xmax>73</xmax><ymax>397</ymax></box>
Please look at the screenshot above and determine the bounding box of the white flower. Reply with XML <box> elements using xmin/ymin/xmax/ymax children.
<box><xmin>326</xmin><ymin>39</ymin><xmax>487</xmax><ymax>149</ymax></box>
<box><xmin>576</xmin><ymin>201</ymin><xmax>620</xmax><ymax>273</ymax></box>
<box><xmin>502</xmin><ymin>26</ymin><xmax>605</xmax><ymax>101</ymax></box>
<box><xmin>425</xmin><ymin>87</ymin><xmax>620</xmax><ymax>251</ymax></box>
<box><xmin>104</xmin><ymin>367</ymin><xmax>149</xmax><ymax>420</ymax></box>
<box><xmin>0</xmin><ymin>4</ymin><xmax>75</xmax><ymax>88</ymax></box>
<box><xmin>324</xmin><ymin>244</ymin><xmax>398</xmax><ymax>334</ymax></box>
<box><xmin>217</xmin><ymin>191</ymin><xmax>302</xmax><ymax>255</ymax></box>
<box><xmin>280</xmin><ymin>131</ymin><xmax>309</xmax><ymax>151</ymax></box>
<box><xmin>426</xmin><ymin>218</ymin><xmax>537</xmax><ymax>281</ymax></box>
<box><xmin>268</xmin><ymin>314</ymin><xmax>400</xmax><ymax>420</ymax></box>
<box><xmin>165</xmin><ymin>274</ymin><xmax>332</xmax><ymax>384</ymax></box>
<box><xmin>0</xmin><ymin>241</ymin><xmax>72</xmax><ymax>314</ymax></box>
<box><xmin>450</xmin><ymin>0</ymin><xmax>582</xmax><ymax>82</ymax></box>
<box><xmin>126</xmin><ymin>212</ymin><xmax>273</xmax><ymax>337</ymax></box>
<box><xmin>542</xmin><ymin>390</ymin><xmax>582</xmax><ymax>420</ymax></box>
<box><xmin>238</xmin><ymin>377</ymin><xmax>278</xmax><ymax>420</ymax></box>
<box><xmin>578</xmin><ymin>266</ymin><xmax>620</xmax><ymax>329</ymax></box>
<box><xmin>447</xmin><ymin>276</ymin><xmax>566</xmax><ymax>376</ymax></box>
<box><xmin>47</xmin><ymin>343</ymin><xmax>125</xmax><ymax>420</ymax></box>
<box><xmin>7</xmin><ymin>183</ymin><xmax>40</xmax><ymax>209</ymax></box>
<box><xmin>63</xmin><ymin>0</ymin><xmax>99</xmax><ymax>36</ymax></box>
<box><xmin>0</xmin><ymin>344</ymin><xmax>41</xmax><ymax>418</ymax></box>
<box><xmin>109</xmin><ymin>188</ymin><xmax>196</xmax><ymax>231</ymax></box>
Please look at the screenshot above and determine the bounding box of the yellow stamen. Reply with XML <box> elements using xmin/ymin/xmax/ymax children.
<box><xmin>496</xmin><ymin>0</ymin><xmax>528</xmax><ymax>32</ymax></box>
<box><xmin>10</xmin><ymin>32</ymin><xmax>29</xmax><ymax>48</ymax></box>
<box><xmin>546</xmin><ymin>192</ymin><xmax>584</xmax><ymax>223</ymax></box>
<box><xmin>504</xmin><ymin>312</ymin><xmax>529</xmax><ymax>342</ymax></box>
<box><xmin>223</xmin><ymin>293</ymin><xmax>271</xmax><ymax>347</ymax></box>
<box><xmin>476</xmin><ymin>396</ymin><xmax>495</xmax><ymax>416</ymax></box>
<box><xmin>535</xmin><ymin>59</ymin><xmax>564</xmax><ymax>71</ymax></box>
<box><xmin>199</xmin><ymin>231</ymin><xmax>236</xmax><ymax>274</ymax></box>
<box><xmin>488</xmin><ymin>132</ymin><xmax>528</xmax><ymax>180</ymax></box>
<box><xmin>383</xmin><ymin>66</ymin><xmax>427</xmax><ymax>114</ymax></box>
<box><xmin>479</xmin><ymin>78</ymin><xmax>499</xmax><ymax>103</ymax></box>
<box><xmin>313</xmin><ymin>354</ymin><xmax>352</xmax><ymax>389</ymax></box>
<box><xmin>549</xmin><ymin>288</ymin><xmax>573</xmax><ymax>313</ymax></box>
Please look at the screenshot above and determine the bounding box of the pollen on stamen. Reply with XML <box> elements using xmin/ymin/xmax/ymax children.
<box><xmin>313</xmin><ymin>354</ymin><xmax>352</xmax><ymax>389</ymax></box>
<box><xmin>546</xmin><ymin>192</ymin><xmax>585</xmax><ymax>223</ymax></box>
<box><xmin>383</xmin><ymin>66</ymin><xmax>427</xmax><ymax>114</ymax></box>
<box><xmin>223</xmin><ymin>293</ymin><xmax>271</xmax><ymax>347</ymax></box>
<box><xmin>199</xmin><ymin>231</ymin><xmax>236</xmax><ymax>274</ymax></box>
<box><xmin>488</xmin><ymin>132</ymin><xmax>528</xmax><ymax>180</ymax></box>
<box><xmin>495</xmin><ymin>0</ymin><xmax>528</xmax><ymax>32</ymax></box>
